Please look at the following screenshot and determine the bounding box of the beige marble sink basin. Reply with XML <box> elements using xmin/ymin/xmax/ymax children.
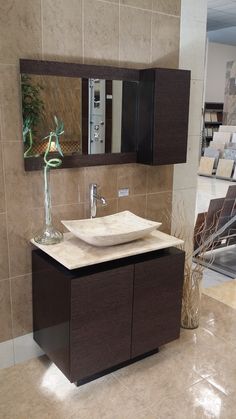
<box><xmin>61</xmin><ymin>211</ymin><xmax>161</xmax><ymax>247</ymax></box>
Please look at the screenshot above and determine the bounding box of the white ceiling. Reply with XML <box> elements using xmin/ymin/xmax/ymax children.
<box><xmin>207</xmin><ymin>0</ymin><xmax>236</xmax><ymax>45</ymax></box>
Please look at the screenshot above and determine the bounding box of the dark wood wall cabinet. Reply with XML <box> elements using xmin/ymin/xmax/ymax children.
<box><xmin>138</xmin><ymin>68</ymin><xmax>191</xmax><ymax>165</ymax></box>
<box><xmin>21</xmin><ymin>59</ymin><xmax>190</xmax><ymax>170</ymax></box>
<box><xmin>32</xmin><ymin>246</ymin><xmax>185</xmax><ymax>385</ymax></box>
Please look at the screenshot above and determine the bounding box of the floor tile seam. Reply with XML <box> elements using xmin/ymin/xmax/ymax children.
<box><xmin>148</xmin><ymin>377</ymin><xmax>206</xmax><ymax>412</ymax></box>
<box><xmin>112</xmin><ymin>367</ymin><xmax>204</xmax><ymax>407</ymax></box>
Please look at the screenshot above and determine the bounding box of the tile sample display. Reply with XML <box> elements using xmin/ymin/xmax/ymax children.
<box><xmin>204</xmin><ymin>148</ymin><xmax>220</xmax><ymax>168</ymax></box>
<box><xmin>216</xmin><ymin>159</ymin><xmax>234</xmax><ymax>179</ymax></box>
<box><xmin>198</xmin><ymin>157</ymin><xmax>215</xmax><ymax>176</ymax></box>
<box><xmin>219</xmin><ymin>125</ymin><xmax>236</xmax><ymax>133</ymax></box>
<box><xmin>213</xmin><ymin>131</ymin><xmax>232</xmax><ymax>143</ymax></box>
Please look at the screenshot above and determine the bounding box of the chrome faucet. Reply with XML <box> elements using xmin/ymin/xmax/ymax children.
<box><xmin>89</xmin><ymin>183</ymin><xmax>107</xmax><ymax>218</ymax></box>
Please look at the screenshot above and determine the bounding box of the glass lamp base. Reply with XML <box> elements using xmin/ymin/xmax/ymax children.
<box><xmin>34</xmin><ymin>225</ymin><xmax>63</xmax><ymax>245</ymax></box>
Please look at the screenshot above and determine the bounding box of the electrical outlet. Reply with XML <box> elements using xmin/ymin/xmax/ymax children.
<box><xmin>118</xmin><ymin>188</ymin><xmax>129</xmax><ymax>197</ymax></box>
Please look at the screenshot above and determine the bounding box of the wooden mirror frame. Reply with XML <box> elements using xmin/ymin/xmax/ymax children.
<box><xmin>20</xmin><ymin>59</ymin><xmax>140</xmax><ymax>171</ymax></box>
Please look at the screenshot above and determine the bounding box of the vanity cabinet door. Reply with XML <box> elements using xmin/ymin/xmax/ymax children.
<box><xmin>70</xmin><ymin>265</ymin><xmax>133</xmax><ymax>382</ymax></box>
<box><xmin>131</xmin><ymin>250</ymin><xmax>185</xmax><ymax>358</ymax></box>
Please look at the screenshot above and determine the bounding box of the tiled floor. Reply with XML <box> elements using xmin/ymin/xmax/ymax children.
<box><xmin>203</xmin><ymin>280</ymin><xmax>236</xmax><ymax>309</ymax></box>
<box><xmin>0</xmin><ymin>295</ymin><xmax>236</xmax><ymax>418</ymax></box>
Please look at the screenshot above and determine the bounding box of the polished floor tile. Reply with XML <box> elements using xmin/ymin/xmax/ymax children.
<box><xmin>1</xmin><ymin>294</ymin><xmax>236</xmax><ymax>418</ymax></box>
<box><xmin>203</xmin><ymin>280</ymin><xmax>236</xmax><ymax>309</ymax></box>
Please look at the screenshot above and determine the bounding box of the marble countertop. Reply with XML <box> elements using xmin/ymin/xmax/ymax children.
<box><xmin>31</xmin><ymin>231</ymin><xmax>184</xmax><ymax>270</ymax></box>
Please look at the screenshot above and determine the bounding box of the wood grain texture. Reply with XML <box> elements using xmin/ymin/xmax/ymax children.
<box><xmin>131</xmin><ymin>248</ymin><xmax>185</xmax><ymax>357</ymax></box>
<box><xmin>70</xmin><ymin>265</ymin><xmax>133</xmax><ymax>381</ymax></box>
<box><xmin>32</xmin><ymin>251</ymin><xmax>71</xmax><ymax>380</ymax></box>
<box><xmin>137</xmin><ymin>68</ymin><xmax>190</xmax><ymax>165</ymax></box>
<box><xmin>32</xmin><ymin>246</ymin><xmax>184</xmax><ymax>384</ymax></box>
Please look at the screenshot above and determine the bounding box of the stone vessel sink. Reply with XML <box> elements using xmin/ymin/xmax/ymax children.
<box><xmin>61</xmin><ymin>211</ymin><xmax>161</xmax><ymax>247</ymax></box>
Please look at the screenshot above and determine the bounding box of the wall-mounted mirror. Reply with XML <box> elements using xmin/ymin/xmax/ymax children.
<box><xmin>20</xmin><ymin>60</ymin><xmax>140</xmax><ymax>170</ymax></box>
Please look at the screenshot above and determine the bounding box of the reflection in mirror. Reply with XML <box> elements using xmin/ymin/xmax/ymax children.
<box><xmin>21</xmin><ymin>74</ymin><xmax>82</xmax><ymax>158</ymax></box>
<box><xmin>21</xmin><ymin>74</ymin><xmax>138</xmax><ymax>160</ymax></box>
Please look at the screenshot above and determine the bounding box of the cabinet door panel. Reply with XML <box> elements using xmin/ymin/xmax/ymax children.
<box><xmin>70</xmin><ymin>265</ymin><xmax>133</xmax><ymax>381</ymax></box>
<box><xmin>153</xmin><ymin>69</ymin><xmax>190</xmax><ymax>165</ymax></box>
<box><xmin>132</xmin><ymin>252</ymin><xmax>184</xmax><ymax>358</ymax></box>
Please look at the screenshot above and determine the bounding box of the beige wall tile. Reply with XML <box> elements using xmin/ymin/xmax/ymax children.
<box><xmin>50</xmin><ymin>168</ymin><xmax>85</xmax><ymax>206</ymax></box>
<box><xmin>121</xmin><ymin>0</ymin><xmax>152</xmax><ymax>9</ymax></box>
<box><xmin>84</xmin><ymin>166</ymin><xmax>118</xmax><ymax>201</ymax></box>
<box><xmin>0</xmin><ymin>213</ymin><xmax>9</xmax><ymax>281</ymax></box>
<box><xmin>151</xmin><ymin>14</ymin><xmax>180</xmax><ymax>68</ymax></box>
<box><xmin>0</xmin><ymin>214</ymin><xmax>9</xmax><ymax>280</ymax></box>
<box><xmin>3</xmin><ymin>142</ymin><xmax>32</xmax><ymax>211</ymax></box>
<box><xmin>120</xmin><ymin>7</ymin><xmax>152</xmax><ymax>68</ymax></box>
<box><xmin>11</xmin><ymin>274</ymin><xmax>32</xmax><ymax>338</ymax></box>
<box><xmin>118</xmin><ymin>195</ymin><xmax>146</xmax><ymax>217</ymax></box>
<box><xmin>42</xmin><ymin>0</ymin><xmax>83</xmax><ymax>62</ymax></box>
<box><xmin>0</xmin><ymin>66</ymin><xmax>22</xmax><ymax>141</ymax></box>
<box><xmin>147</xmin><ymin>165</ymin><xmax>173</xmax><ymax>193</ymax></box>
<box><xmin>52</xmin><ymin>203</ymin><xmax>85</xmax><ymax>233</ymax></box>
<box><xmin>117</xmin><ymin>164</ymin><xmax>147</xmax><ymax>195</ymax></box>
<box><xmin>152</xmin><ymin>0</ymin><xmax>181</xmax><ymax>16</ymax></box>
<box><xmin>0</xmin><ymin>0</ymin><xmax>42</xmax><ymax>64</ymax></box>
<box><xmin>84</xmin><ymin>0</ymin><xmax>119</xmax><ymax>65</ymax></box>
<box><xmin>85</xmin><ymin>198</ymin><xmax>118</xmax><ymax>218</ymax></box>
<box><xmin>0</xmin><ymin>280</ymin><xmax>12</xmax><ymax>342</ymax></box>
<box><xmin>0</xmin><ymin>143</ymin><xmax>6</xmax><ymax>213</ymax></box>
<box><xmin>7</xmin><ymin>208</ymin><xmax>32</xmax><ymax>277</ymax></box>
<box><xmin>146</xmin><ymin>191</ymin><xmax>172</xmax><ymax>233</ymax></box>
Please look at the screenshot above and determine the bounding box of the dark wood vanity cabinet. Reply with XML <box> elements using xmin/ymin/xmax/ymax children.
<box><xmin>138</xmin><ymin>68</ymin><xmax>191</xmax><ymax>165</ymax></box>
<box><xmin>32</xmin><ymin>247</ymin><xmax>185</xmax><ymax>385</ymax></box>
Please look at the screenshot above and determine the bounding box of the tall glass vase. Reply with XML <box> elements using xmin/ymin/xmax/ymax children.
<box><xmin>34</xmin><ymin>165</ymin><xmax>63</xmax><ymax>245</ymax></box>
<box><xmin>181</xmin><ymin>269</ymin><xmax>202</xmax><ymax>329</ymax></box>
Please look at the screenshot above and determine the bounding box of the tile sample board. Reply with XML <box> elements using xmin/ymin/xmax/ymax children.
<box><xmin>198</xmin><ymin>157</ymin><xmax>215</xmax><ymax>176</ymax></box>
<box><xmin>216</xmin><ymin>158</ymin><xmax>234</xmax><ymax>179</ymax></box>
<box><xmin>213</xmin><ymin>131</ymin><xmax>232</xmax><ymax>143</ymax></box>
<box><xmin>219</xmin><ymin>125</ymin><xmax>236</xmax><ymax>133</ymax></box>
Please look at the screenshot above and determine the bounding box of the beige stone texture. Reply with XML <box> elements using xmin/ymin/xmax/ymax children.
<box><xmin>118</xmin><ymin>194</ymin><xmax>147</xmax><ymax>217</ymax></box>
<box><xmin>0</xmin><ymin>0</ymin><xmax>42</xmax><ymax>65</ymax></box>
<box><xmin>32</xmin><ymin>230</ymin><xmax>183</xmax><ymax>270</ymax></box>
<box><xmin>146</xmin><ymin>191</ymin><xmax>172</xmax><ymax>233</ymax></box>
<box><xmin>198</xmin><ymin>156</ymin><xmax>215</xmax><ymax>176</ymax></box>
<box><xmin>121</xmin><ymin>0</ymin><xmax>153</xmax><ymax>9</ymax></box>
<box><xmin>216</xmin><ymin>159</ymin><xmax>234</xmax><ymax>179</ymax></box>
<box><xmin>11</xmin><ymin>274</ymin><xmax>32</xmax><ymax>338</ymax></box>
<box><xmin>42</xmin><ymin>0</ymin><xmax>83</xmax><ymax>62</ymax></box>
<box><xmin>84</xmin><ymin>0</ymin><xmax>119</xmax><ymax>65</ymax></box>
<box><xmin>0</xmin><ymin>143</ymin><xmax>5</xmax><ymax>213</ymax></box>
<box><xmin>119</xmin><ymin>7</ymin><xmax>152</xmax><ymax>68</ymax></box>
<box><xmin>0</xmin><ymin>280</ymin><xmax>12</xmax><ymax>342</ymax></box>
<box><xmin>0</xmin><ymin>213</ymin><xmax>9</xmax><ymax>281</ymax></box>
<box><xmin>117</xmin><ymin>164</ymin><xmax>147</xmax><ymax>196</ymax></box>
<box><xmin>151</xmin><ymin>13</ymin><xmax>180</xmax><ymax>68</ymax></box>
<box><xmin>147</xmin><ymin>165</ymin><xmax>173</xmax><ymax>193</ymax></box>
<box><xmin>152</xmin><ymin>0</ymin><xmax>181</xmax><ymax>16</ymax></box>
<box><xmin>203</xmin><ymin>280</ymin><xmax>236</xmax><ymax>310</ymax></box>
<box><xmin>0</xmin><ymin>66</ymin><xmax>22</xmax><ymax>141</ymax></box>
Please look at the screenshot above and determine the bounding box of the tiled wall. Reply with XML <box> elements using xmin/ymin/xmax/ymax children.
<box><xmin>0</xmin><ymin>0</ymin><xmax>181</xmax><ymax>362</ymax></box>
